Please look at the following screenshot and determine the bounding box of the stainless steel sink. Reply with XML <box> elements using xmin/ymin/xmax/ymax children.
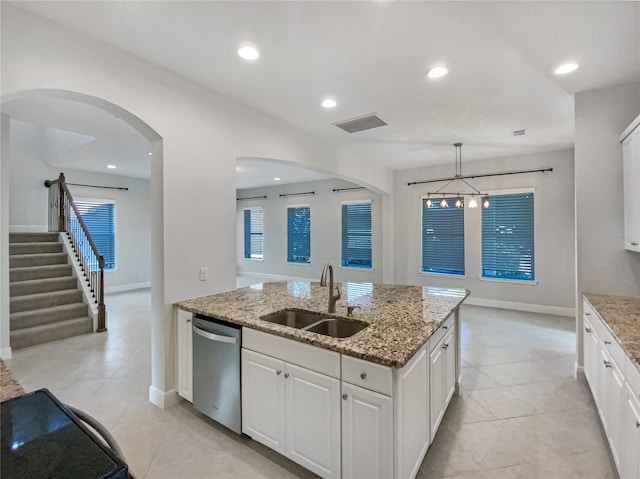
<box><xmin>304</xmin><ymin>318</ymin><xmax>369</xmax><ymax>339</ymax></box>
<box><xmin>261</xmin><ymin>309</ymin><xmax>369</xmax><ymax>339</ymax></box>
<box><xmin>260</xmin><ymin>309</ymin><xmax>325</xmax><ymax>329</ymax></box>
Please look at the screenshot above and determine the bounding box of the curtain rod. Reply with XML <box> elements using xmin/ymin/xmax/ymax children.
<box><xmin>66</xmin><ymin>182</ymin><xmax>129</xmax><ymax>191</ymax></box>
<box><xmin>279</xmin><ymin>191</ymin><xmax>315</xmax><ymax>197</ymax></box>
<box><xmin>407</xmin><ymin>168</ymin><xmax>553</xmax><ymax>186</ymax></box>
<box><xmin>237</xmin><ymin>195</ymin><xmax>267</xmax><ymax>201</ymax></box>
<box><xmin>332</xmin><ymin>186</ymin><xmax>366</xmax><ymax>192</ymax></box>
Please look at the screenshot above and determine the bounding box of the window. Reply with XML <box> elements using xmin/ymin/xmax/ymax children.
<box><xmin>243</xmin><ymin>207</ymin><xmax>264</xmax><ymax>259</ymax></box>
<box><xmin>482</xmin><ymin>191</ymin><xmax>534</xmax><ymax>281</ymax></box>
<box><xmin>71</xmin><ymin>199</ymin><xmax>115</xmax><ymax>270</ymax></box>
<box><xmin>287</xmin><ymin>205</ymin><xmax>311</xmax><ymax>264</ymax></box>
<box><xmin>421</xmin><ymin>196</ymin><xmax>465</xmax><ymax>276</ymax></box>
<box><xmin>341</xmin><ymin>200</ymin><xmax>372</xmax><ymax>269</ymax></box>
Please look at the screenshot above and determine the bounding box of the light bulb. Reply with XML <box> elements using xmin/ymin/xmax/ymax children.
<box><xmin>440</xmin><ymin>196</ymin><xmax>448</xmax><ymax>208</ymax></box>
<box><xmin>425</xmin><ymin>196</ymin><xmax>433</xmax><ymax>207</ymax></box>
<box><xmin>469</xmin><ymin>195</ymin><xmax>478</xmax><ymax>208</ymax></box>
<box><xmin>455</xmin><ymin>196</ymin><xmax>463</xmax><ymax>208</ymax></box>
<box><xmin>483</xmin><ymin>196</ymin><xmax>490</xmax><ymax>208</ymax></box>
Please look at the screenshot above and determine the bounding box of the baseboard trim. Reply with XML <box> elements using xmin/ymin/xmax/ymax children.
<box><xmin>105</xmin><ymin>282</ymin><xmax>151</xmax><ymax>294</ymax></box>
<box><xmin>9</xmin><ymin>225</ymin><xmax>48</xmax><ymax>233</ymax></box>
<box><xmin>574</xmin><ymin>363</ymin><xmax>585</xmax><ymax>379</ymax></box>
<box><xmin>149</xmin><ymin>385</ymin><xmax>180</xmax><ymax>409</ymax></box>
<box><xmin>237</xmin><ymin>271</ymin><xmax>314</xmax><ymax>282</ymax></box>
<box><xmin>0</xmin><ymin>347</ymin><xmax>12</xmax><ymax>360</ymax></box>
<box><xmin>464</xmin><ymin>297</ymin><xmax>575</xmax><ymax>317</ymax></box>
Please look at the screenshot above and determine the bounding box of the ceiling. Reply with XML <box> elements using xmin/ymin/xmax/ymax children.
<box><xmin>6</xmin><ymin>1</ymin><xmax>640</xmax><ymax>179</ymax></box>
<box><xmin>236</xmin><ymin>158</ymin><xmax>331</xmax><ymax>190</ymax></box>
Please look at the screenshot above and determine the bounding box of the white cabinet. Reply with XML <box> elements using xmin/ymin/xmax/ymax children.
<box><xmin>176</xmin><ymin>309</ymin><xmax>193</xmax><ymax>402</ymax></box>
<box><xmin>603</xmin><ymin>347</ymin><xmax>625</xmax><ymax>467</ymax></box>
<box><xmin>621</xmin><ymin>116</ymin><xmax>640</xmax><ymax>252</ymax></box>
<box><xmin>619</xmin><ymin>382</ymin><xmax>640</xmax><ymax>479</ymax></box>
<box><xmin>341</xmin><ymin>382</ymin><xmax>393</xmax><ymax>479</ymax></box>
<box><xmin>429</xmin><ymin>325</ymin><xmax>456</xmax><ymax>439</ymax></box>
<box><xmin>241</xmin><ymin>349</ymin><xmax>285</xmax><ymax>453</ymax></box>
<box><xmin>285</xmin><ymin>362</ymin><xmax>341</xmax><ymax>479</ymax></box>
<box><xmin>583</xmin><ymin>315</ymin><xmax>599</xmax><ymax>393</ymax></box>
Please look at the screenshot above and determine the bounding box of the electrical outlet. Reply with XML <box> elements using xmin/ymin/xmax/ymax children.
<box><xmin>199</xmin><ymin>267</ymin><xmax>208</xmax><ymax>281</ymax></box>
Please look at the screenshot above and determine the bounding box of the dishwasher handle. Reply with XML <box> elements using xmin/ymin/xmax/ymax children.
<box><xmin>193</xmin><ymin>325</ymin><xmax>238</xmax><ymax>344</ymax></box>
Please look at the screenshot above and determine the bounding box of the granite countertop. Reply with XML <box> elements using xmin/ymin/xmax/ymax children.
<box><xmin>583</xmin><ymin>293</ymin><xmax>640</xmax><ymax>371</ymax></box>
<box><xmin>1</xmin><ymin>358</ymin><xmax>25</xmax><ymax>402</ymax></box>
<box><xmin>177</xmin><ymin>281</ymin><xmax>469</xmax><ymax>368</ymax></box>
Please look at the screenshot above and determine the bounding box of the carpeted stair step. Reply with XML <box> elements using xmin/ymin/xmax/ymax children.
<box><xmin>10</xmin><ymin>289</ymin><xmax>83</xmax><ymax>314</ymax></box>
<box><xmin>9</xmin><ymin>232</ymin><xmax>60</xmax><ymax>244</ymax></box>
<box><xmin>9</xmin><ymin>264</ymin><xmax>73</xmax><ymax>282</ymax></box>
<box><xmin>10</xmin><ymin>276</ymin><xmax>79</xmax><ymax>297</ymax></box>
<box><xmin>11</xmin><ymin>317</ymin><xmax>93</xmax><ymax>349</ymax></box>
<box><xmin>10</xmin><ymin>302</ymin><xmax>90</xmax><ymax>330</ymax></box>
<box><xmin>9</xmin><ymin>253</ymin><xmax>68</xmax><ymax>268</ymax></box>
<box><xmin>9</xmin><ymin>242</ymin><xmax>63</xmax><ymax>255</ymax></box>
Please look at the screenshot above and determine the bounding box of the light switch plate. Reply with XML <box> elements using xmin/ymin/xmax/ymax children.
<box><xmin>199</xmin><ymin>267</ymin><xmax>208</xmax><ymax>281</ymax></box>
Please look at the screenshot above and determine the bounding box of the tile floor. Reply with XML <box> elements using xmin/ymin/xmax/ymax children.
<box><xmin>6</xmin><ymin>289</ymin><xmax>617</xmax><ymax>479</ymax></box>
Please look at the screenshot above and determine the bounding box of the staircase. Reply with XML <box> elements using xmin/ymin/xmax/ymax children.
<box><xmin>9</xmin><ymin>232</ymin><xmax>93</xmax><ymax>349</ymax></box>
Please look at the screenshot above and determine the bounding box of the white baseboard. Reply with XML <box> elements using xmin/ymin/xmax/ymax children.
<box><xmin>237</xmin><ymin>271</ymin><xmax>314</xmax><ymax>282</ymax></box>
<box><xmin>464</xmin><ymin>297</ymin><xmax>575</xmax><ymax>317</ymax></box>
<box><xmin>149</xmin><ymin>385</ymin><xmax>180</xmax><ymax>409</ymax></box>
<box><xmin>9</xmin><ymin>225</ymin><xmax>48</xmax><ymax>233</ymax></box>
<box><xmin>1</xmin><ymin>347</ymin><xmax>12</xmax><ymax>360</ymax></box>
<box><xmin>574</xmin><ymin>362</ymin><xmax>585</xmax><ymax>379</ymax></box>
<box><xmin>106</xmin><ymin>282</ymin><xmax>151</xmax><ymax>294</ymax></box>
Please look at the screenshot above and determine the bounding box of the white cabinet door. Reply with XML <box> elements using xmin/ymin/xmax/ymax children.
<box><xmin>623</xmin><ymin>127</ymin><xmax>640</xmax><ymax>252</ymax></box>
<box><xmin>430</xmin><ymin>339</ymin><xmax>446</xmax><ymax>439</ymax></box>
<box><xmin>619</xmin><ymin>383</ymin><xmax>640</xmax><ymax>479</ymax></box>
<box><xmin>604</xmin><ymin>354</ymin><xmax>625</xmax><ymax>468</ymax></box>
<box><xmin>443</xmin><ymin>326</ymin><xmax>457</xmax><ymax>407</ymax></box>
<box><xmin>341</xmin><ymin>382</ymin><xmax>393</xmax><ymax>479</ymax></box>
<box><xmin>177</xmin><ymin>309</ymin><xmax>193</xmax><ymax>402</ymax></box>
<box><xmin>583</xmin><ymin>316</ymin><xmax>599</xmax><ymax>398</ymax></box>
<box><xmin>285</xmin><ymin>362</ymin><xmax>341</xmax><ymax>479</ymax></box>
<box><xmin>241</xmin><ymin>349</ymin><xmax>285</xmax><ymax>454</ymax></box>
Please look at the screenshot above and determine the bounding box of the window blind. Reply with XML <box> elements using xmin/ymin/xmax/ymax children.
<box><xmin>71</xmin><ymin>199</ymin><xmax>115</xmax><ymax>270</ymax></box>
<box><xmin>243</xmin><ymin>207</ymin><xmax>264</xmax><ymax>259</ymax></box>
<box><xmin>421</xmin><ymin>197</ymin><xmax>465</xmax><ymax>275</ymax></box>
<box><xmin>341</xmin><ymin>201</ymin><xmax>372</xmax><ymax>269</ymax></box>
<box><xmin>481</xmin><ymin>192</ymin><xmax>534</xmax><ymax>281</ymax></box>
<box><xmin>287</xmin><ymin>205</ymin><xmax>311</xmax><ymax>263</ymax></box>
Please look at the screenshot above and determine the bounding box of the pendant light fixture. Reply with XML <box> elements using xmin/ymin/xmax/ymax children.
<box><xmin>424</xmin><ymin>143</ymin><xmax>489</xmax><ymax>208</ymax></box>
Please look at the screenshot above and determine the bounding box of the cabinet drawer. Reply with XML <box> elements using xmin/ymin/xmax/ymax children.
<box><xmin>243</xmin><ymin>328</ymin><xmax>340</xmax><ymax>379</ymax></box>
<box><xmin>342</xmin><ymin>355</ymin><xmax>393</xmax><ymax>396</ymax></box>
<box><xmin>429</xmin><ymin>315</ymin><xmax>454</xmax><ymax>354</ymax></box>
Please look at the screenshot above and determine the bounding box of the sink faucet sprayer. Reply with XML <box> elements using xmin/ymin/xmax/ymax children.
<box><xmin>320</xmin><ymin>262</ymin><xmax>341</xmax><ymax>313</ymax></box>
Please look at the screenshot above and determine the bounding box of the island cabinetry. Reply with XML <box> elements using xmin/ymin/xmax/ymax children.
<box><xmin>621</xmin><ymin>115</ymin><xmax>640</xmax><ymax>252</ymax></box>
<box><xmin>177</xmin><ymin>309</ymin><xmax>193</xmax><ymax>402</ymax></box>
<box><xmin>242</xmin><ymin>329</ymin><xmax>341</xmax><ymax>479</ymax></box>
<box><xmin>429</xmin><ymin>321</ymin><xmax>456</xmax><ymax>439</ymax></box>
<box><xmin>341</xmin><ymin>355</ymin><xmax>394</xmax><ymax>479</ymax></box>
<box><xmin>582</xmin><ymin>297</ymin><xmax>640</xmax><ymax>478</ymax></box>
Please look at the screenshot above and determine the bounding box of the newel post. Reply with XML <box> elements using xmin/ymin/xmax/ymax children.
<box><xmin>97</xmin><ymin>255</ymin><xmax>107</xmax><ymax>332</ymax></box>
<box><xmin>58</xmin><ymin>172</ymin><xmax>66</xmax><ymax>232</ymax></box>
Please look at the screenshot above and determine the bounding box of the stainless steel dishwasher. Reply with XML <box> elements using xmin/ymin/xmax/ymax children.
<box><xmin>192</xmin><ymin>314</ymin><xmax>242</xmax><ymax>434</ymax></box>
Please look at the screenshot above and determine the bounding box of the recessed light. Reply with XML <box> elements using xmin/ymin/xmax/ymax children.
<box><xmin>238</xmin><ymin>45</ymin><xmax>259</xmax><ymax>61</ymax></box>
<box><xmin>427</xmin><ymin>66</ymin><xmax>449</xmax><ymax>79</ymax></box>
<box><xmin>554</xmin><ymin>62</ymin><xmax>579</xmax><ymax>75</ymax></box>
<box><xmin>148</xmin><ymin>152</ymin><xmax>152</xmax><ymax>156</ymax></box>
<box><xmin>322</xmin><ymin>99</ymin><xmax>337</xmax><ymax>109</ymax></box>
<box><xmin>273</xmin><ymin>177</ymin><xmax>281</xmax><ymax>181</ymax></box>
<box><xmin>106</xmin><ymin>164</ymin><xmax>117</xmax><ymax>169</ymax></box>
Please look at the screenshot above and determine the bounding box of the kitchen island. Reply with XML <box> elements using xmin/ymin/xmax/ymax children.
<box><xmin>176</xmin><ymin>281</ymin><xmax>469</xmax><ymax>479</ymax></box>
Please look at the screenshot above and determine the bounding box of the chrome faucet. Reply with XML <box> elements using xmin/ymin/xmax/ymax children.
<box><xmin>320</xmin><ymin>262</ymin><xmax>341</xmax><ymax>313</ymax></box>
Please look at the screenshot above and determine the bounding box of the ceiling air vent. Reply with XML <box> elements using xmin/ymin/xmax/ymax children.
<box><xmin>333</xmin><ymin>113</ymin><xmax>388</xmax><ymax>134</ymax></box>
<box><xmin>513</xmin><ymin>129</ymin><xmax>526</xmax><ymax>136</ymax></box>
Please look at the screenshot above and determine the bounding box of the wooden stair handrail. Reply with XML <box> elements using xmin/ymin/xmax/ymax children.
<box><xmin>45</xmin><ymin>172</ymin><xmax>106</xmax><ymax>332</ymax></box>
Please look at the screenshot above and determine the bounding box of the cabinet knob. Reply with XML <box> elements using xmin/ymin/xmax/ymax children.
<box><xmin>443</xmin><ymin>343</ymin><xmax>449</xmax><ymax>350</ymax></box>
<box><xmin>443</xmin><ymin>325</ymin><xmax>448</xmax><ymax>330</ymax></box>
<box><xmin>360</xmin><ymin>372</ymin><xmax>367</xmax><ymax>380</ymax></box>
<box><xmin>284</xmin><ymin>373</ymin><xmax>290</xmax><ymax>378</ymax></box>
<box><xmin>585</xmin><ymin>312</ymin><xmax>591</xmax><ymax>316</ymax></box>
<box><xmin>603</xmin><ymin>360</ymin><xmax>612</xmax><ymax>369</ymax></box>
<box><xmin>276</xmin><ymin>370</ymin><xmax>282</xmax><ymax>375</ymax></box>
<box><xmin>585</xmin><ymin>328</ymin><xmax>592</xmax><ymax>333</ymax></box>
<box><xmin>632</xmin><ymin>242</ymin><xmax>639</xmax><ymax>247</ymax></box>
<box><xmin>187</xmin><ymin>318</ymin><xmax>192</xmax><ymax>323</ymax></box>
<box><xmin>342</xmin><ymin>394</ymin><xmax>348</xmax><ymax>400</ymax></box>
<box><xmin>636</xmin><ymin>421</ymin><xmax>640</xmax><ymax>429</ymax></box>
<box><xmin>604</xmin><ymin>340</ymin><xmax>611</xmax><ymax>345</ymax></box>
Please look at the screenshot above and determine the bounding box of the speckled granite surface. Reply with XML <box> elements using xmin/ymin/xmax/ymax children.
<box><xmin>177</xmin><ymin>281</ymin><xmax>469</xmax><ymax>368</ymax></box>
<box><xmin>1</xmin><ymin>358</ymin><xmax>25</xmax><ymax>402</ymax></box>
<box><xmin>583</xmin><ymin>293</ymin><xmax>640</xmax><ymax>371</ymax></box>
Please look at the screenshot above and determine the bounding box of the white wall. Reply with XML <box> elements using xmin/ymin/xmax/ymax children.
<box><xmin>1</xmin><ymin>114</ymin><xmax>11</xmax><ymax>357</ymax></box>
<box><xmin>8</xmin><ymin>120</ymin><xmax>151</xmax><ymax>291</ymax></box>
<box><xmin>575</xmin><ymin>80</ymin><xmax>640</xmax><ymax>366</ymax></box>
<box><xmin>0</xmin><ymin>6</ymin><xmax>390</xmax><ymax>401</ymax></box>
<box><xmin>236</xmin><ymin>179</ymin><xmax>383</xmax><ymax>283</ymax></box>
<box><xmin>394</xmin><ymin>149</ymin><xmax>576</xmax><ymax>313</ymax></box>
